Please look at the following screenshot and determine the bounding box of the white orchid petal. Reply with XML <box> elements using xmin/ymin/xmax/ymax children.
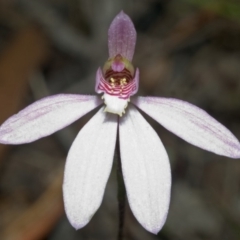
<box><xmin>119</xmin><ymin>106</ymin><xmax>171</xmax><ymax>234</ymax></box>
<box><xmin>63</xmin><ymin>108</ymin><xmax>118</xmax><ymax>229</ymax></box>
<box><xmin>133</xmin><ymin>97</ymin><xmax>240</xmax><ymax>158</ymax></box>
<box><xmin>0</xmin><ymin>94</ymin><xmax>101</xmax><ymax>144</ymax></box>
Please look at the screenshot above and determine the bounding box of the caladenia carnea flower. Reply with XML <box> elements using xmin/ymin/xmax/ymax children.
<box><xmin>0</xmin><ymin>11</ymin><xmax>240</xmax><ymax>234</ymax></box>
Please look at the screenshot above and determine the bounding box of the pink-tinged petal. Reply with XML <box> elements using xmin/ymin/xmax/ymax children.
<box><xmin>131</xmin><ymin>67</ymin><xmax>139</xmax><ymax>96</ymax></box>
<box><xmin>108</xmin><ymin>11</ymin><xmax>136</xmax><ymax>61</ymax></box>
<box><xmin>0</xmin><ymin>94</ymin><xmax>101</xmax><ymax>144</ymax></box>
<box><xmin>95</xmin><ymin>67</ymin><xmax>104</xmax><ymax>94</ymax></box>
<box><xmin>133</xmin><ymin>97</ymin><xmax>240</xmax><ymax>158</ymax></box>
<box><xmin>63</xmin><ymin>108</ymin><xmax>118</xmax><ymax>229</ymax></box>
<box><xmin>119</xmin><ymin>106</ymin><xmax>171</xmax><ymax>234</ymax></box>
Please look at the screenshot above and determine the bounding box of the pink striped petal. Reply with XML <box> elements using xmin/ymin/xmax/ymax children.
<box><xmin>95</xmin><ymin>67</ymin><xmax>139</xmax><ymax>99</ymax></box>
<box><xmin>119</xmin><ymin>106</ymin><xmax>171</xmax><ymax>234</ymax></box>
<box><xmin>0</xmin><ymin>94</ymin><xmax>101</xmax><ymax>144</ymax></box>
<box><xmin>63</xmin><ymin>108</ymin><xmax>118</xmax><ymax>229</ymax></box>
<box><xmin>108</xmin><ymin>11</ymin><xmax>136</xmax><ymax>61</ymax></box>
<box><xmin>133</xmin><ymin>97</ymin><xmax>240</xmax><ymax>158</ymax></box>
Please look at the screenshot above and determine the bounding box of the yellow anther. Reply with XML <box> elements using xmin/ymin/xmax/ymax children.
<box><xmin>110</xmin><ymin>77</ymin><xmax>115</xmax><ymax>83</ymax></box>
<box><xmin>120</xmin><ymin>78</ymin><xmax>127</xmax><ymax>85</ymax></box>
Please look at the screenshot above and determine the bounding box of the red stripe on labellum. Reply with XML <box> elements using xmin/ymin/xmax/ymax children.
<box><xmin>97</xmin><ymin>68</ymin><xmax>138</xmax><ymax>99</ymax></box>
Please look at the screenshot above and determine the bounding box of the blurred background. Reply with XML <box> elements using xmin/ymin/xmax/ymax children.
<box><xmin>0</xmin><ymin>0</ymin><xmax>240</xmax><ymax>239</ymax></box>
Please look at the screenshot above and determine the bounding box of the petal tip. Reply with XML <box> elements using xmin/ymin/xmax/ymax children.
<box><xmin>143</xmin><ymin>214</ymin><xmax>168</xmax><ymax>235</ymax></box>
<box><xmin>142</xmin><ymin>223</ymin><xmax>161</xmax><ymax>235</ymax></box>
<box><xmin>231</xmin><ymin>145</ymin><xmax>240</xmax><ymax>159</ymax></box>
<box><xmin>151</xmin><ymin>229</ymin><xmax>160</xmax><ymax>235</ymax></box>
<box><xmin>71</xmin><ymin>221</ymin><xmax>88</xmax><ymax>231</ymax></box>
<box><xmin>64</xmin><ymin>207</ymin><xmax>89</xmax><ymax>231</ymax></box>
<box><xmin>118</xmin><ymin>10</ymin><xmax>125</xmax><ymax>16</ymax></box>
<box><xmin>115</xmin><ymin>10</ymin><xmax>128</xmax><ymax>19</ymax></box>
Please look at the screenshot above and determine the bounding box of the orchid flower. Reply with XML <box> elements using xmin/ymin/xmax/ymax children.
<box><xmin>0</xmin><ymin>11</ymin><xmax>240</xmax><ymax>235</ymax></box>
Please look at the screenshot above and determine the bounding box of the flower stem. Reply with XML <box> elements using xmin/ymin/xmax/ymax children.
<box><xmin>116</xmin><ymin>145</ymin><xmax>126</xmax><ymax>240</ymax></box>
